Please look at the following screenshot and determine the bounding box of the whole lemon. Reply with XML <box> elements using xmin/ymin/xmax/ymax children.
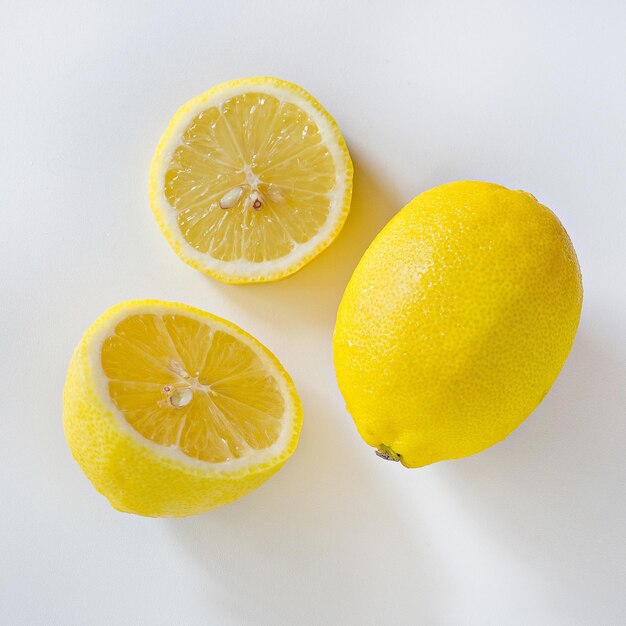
<box><xmin>333</xmin><ymin>181</ymin><xmax>582</xmax><ymax>467</ymax></box>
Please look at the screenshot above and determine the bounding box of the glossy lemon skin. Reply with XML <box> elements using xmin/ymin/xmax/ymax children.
<box><xmin>333</xmin><ymin>181</ymin><xmax>582</xmax><ymax>467</ymax></box>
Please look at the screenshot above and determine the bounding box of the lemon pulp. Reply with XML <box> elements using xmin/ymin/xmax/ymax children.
<box><xmin>166</xmin><ymin>93</ymin><xmax>336</xmax><ymax>262</ymax></box>
<box><xmin>101</xmin><ymin>312</ymin><xmax>285</xmax><ymax>463</ymax></box>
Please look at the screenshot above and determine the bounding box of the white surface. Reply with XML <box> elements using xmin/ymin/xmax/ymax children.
<box><xmin>1</xmin><ymin>2</ymin><xmax>625</xmax><ymax>625</ymax></box>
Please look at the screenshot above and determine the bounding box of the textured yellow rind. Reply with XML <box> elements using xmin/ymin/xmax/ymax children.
<box><xmin>333</xmin><ymin>181</ymin><xmax>583</xmax><ymax>468</ymax></box>
<box><xmin>149</xmin><ymin>76</ymin><xmax>353</xmax><ymax>284</ymax></box>
<box><xmin>62</xmin><ymin>300</ymin><xmax>303</xmax><ymax>517</ymax></box>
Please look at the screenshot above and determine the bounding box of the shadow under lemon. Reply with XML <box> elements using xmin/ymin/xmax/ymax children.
<box><xmin>211</xmin><ymin>150</ymin><xmax>405</xmax><ymax>331</ymax></box>
<box><xmin>164</xmin><ymin>383</ymin><xmax>446</xmax><ymax>624</ymax></box>
<box><xmin>435</xmin><ymin>315</ymin><xmax>626</xmax><ymax>623</ymax></box>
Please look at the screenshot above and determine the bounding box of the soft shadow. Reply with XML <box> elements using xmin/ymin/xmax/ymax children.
<box><xmin>211</xmin><ymin>150</ymin><xmax>403</xmax><ymax>330</ymax></box>
<box><xmin>166</xmin><ymin>386</ymin><xmax>444</xmax><ymax>625</ymax></box>
<box><xmin>438</xmin><ymin>319</ymin><xmax>626</xmax><ymax>620</ymax></box>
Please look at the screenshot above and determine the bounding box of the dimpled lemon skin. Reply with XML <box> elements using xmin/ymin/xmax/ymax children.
<box><xmin>333</xmin><ymin>181</ymin><xmax>582</xmax><ymax>468</ymax></box>
<box><xmin>63</xmin><ymin>302</ymin><xmax>302</xmax><ymax>517</ymax></box>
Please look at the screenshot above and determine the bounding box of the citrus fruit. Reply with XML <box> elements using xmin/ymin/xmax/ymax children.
<box><xmin>63</xmin><ymin>300</ymin><xmax>302</xmax><ymax>516</ymax></box>
<box><xmin>149</xmin><ymin>76</ymin><xmax>353</xmax><ymax>283</ymax></box>
<box><xmin>333</xmin><ymin>181</ymin><xmax>582</xmax><ymax>468</ymax></box>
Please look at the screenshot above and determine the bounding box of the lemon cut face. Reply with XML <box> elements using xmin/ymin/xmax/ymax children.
<box><xmin>102</xmin><ymin>310</ymin><xmax>287</xmax><ymax>464</ymax></box>
<box><xmin>150</xmin><ymin>77</ymin><xmax>353</xmax><ymax>283</ymax></box>
<box><xmin>63</xmin><ymin>301</ymin><xmax>302</xmax><ymax>516</ymax></box>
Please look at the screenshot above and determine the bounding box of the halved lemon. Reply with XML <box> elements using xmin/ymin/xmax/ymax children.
<box><xmin>62</xmin><ymin>300</ymin><xmax>302</xmax><ymax>517</ymax></box>
<box><xmin>149</xmin><ymin>76</ymin><xmax>353</xmax><ymax>283</ymax></box>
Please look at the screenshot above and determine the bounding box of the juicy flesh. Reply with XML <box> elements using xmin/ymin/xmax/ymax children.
<box><xmin>101</xmin><ymin>314</ymin><xmax>285</xmax><ymax>463</ymax></box>
<box><xmin>164</xmin><ymin>93</ymin><xmax>337</xmax><ymax>262</ymax></box>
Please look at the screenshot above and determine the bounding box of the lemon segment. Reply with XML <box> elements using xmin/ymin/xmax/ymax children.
<box><xmin>150</xmin><ymin>77</ymin><xmax>353</xmax><ymax>283</ymax></box>
<box><xmin>63</xmin><ymin>300</ymin><xmax>302</xmax><ymax>516</ymax></box>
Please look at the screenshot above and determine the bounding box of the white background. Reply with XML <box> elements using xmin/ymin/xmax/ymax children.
<box><xmin>1</xmin><ymin>2</ymin><xmax>625</xmax><ymax>624</ymax></box>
